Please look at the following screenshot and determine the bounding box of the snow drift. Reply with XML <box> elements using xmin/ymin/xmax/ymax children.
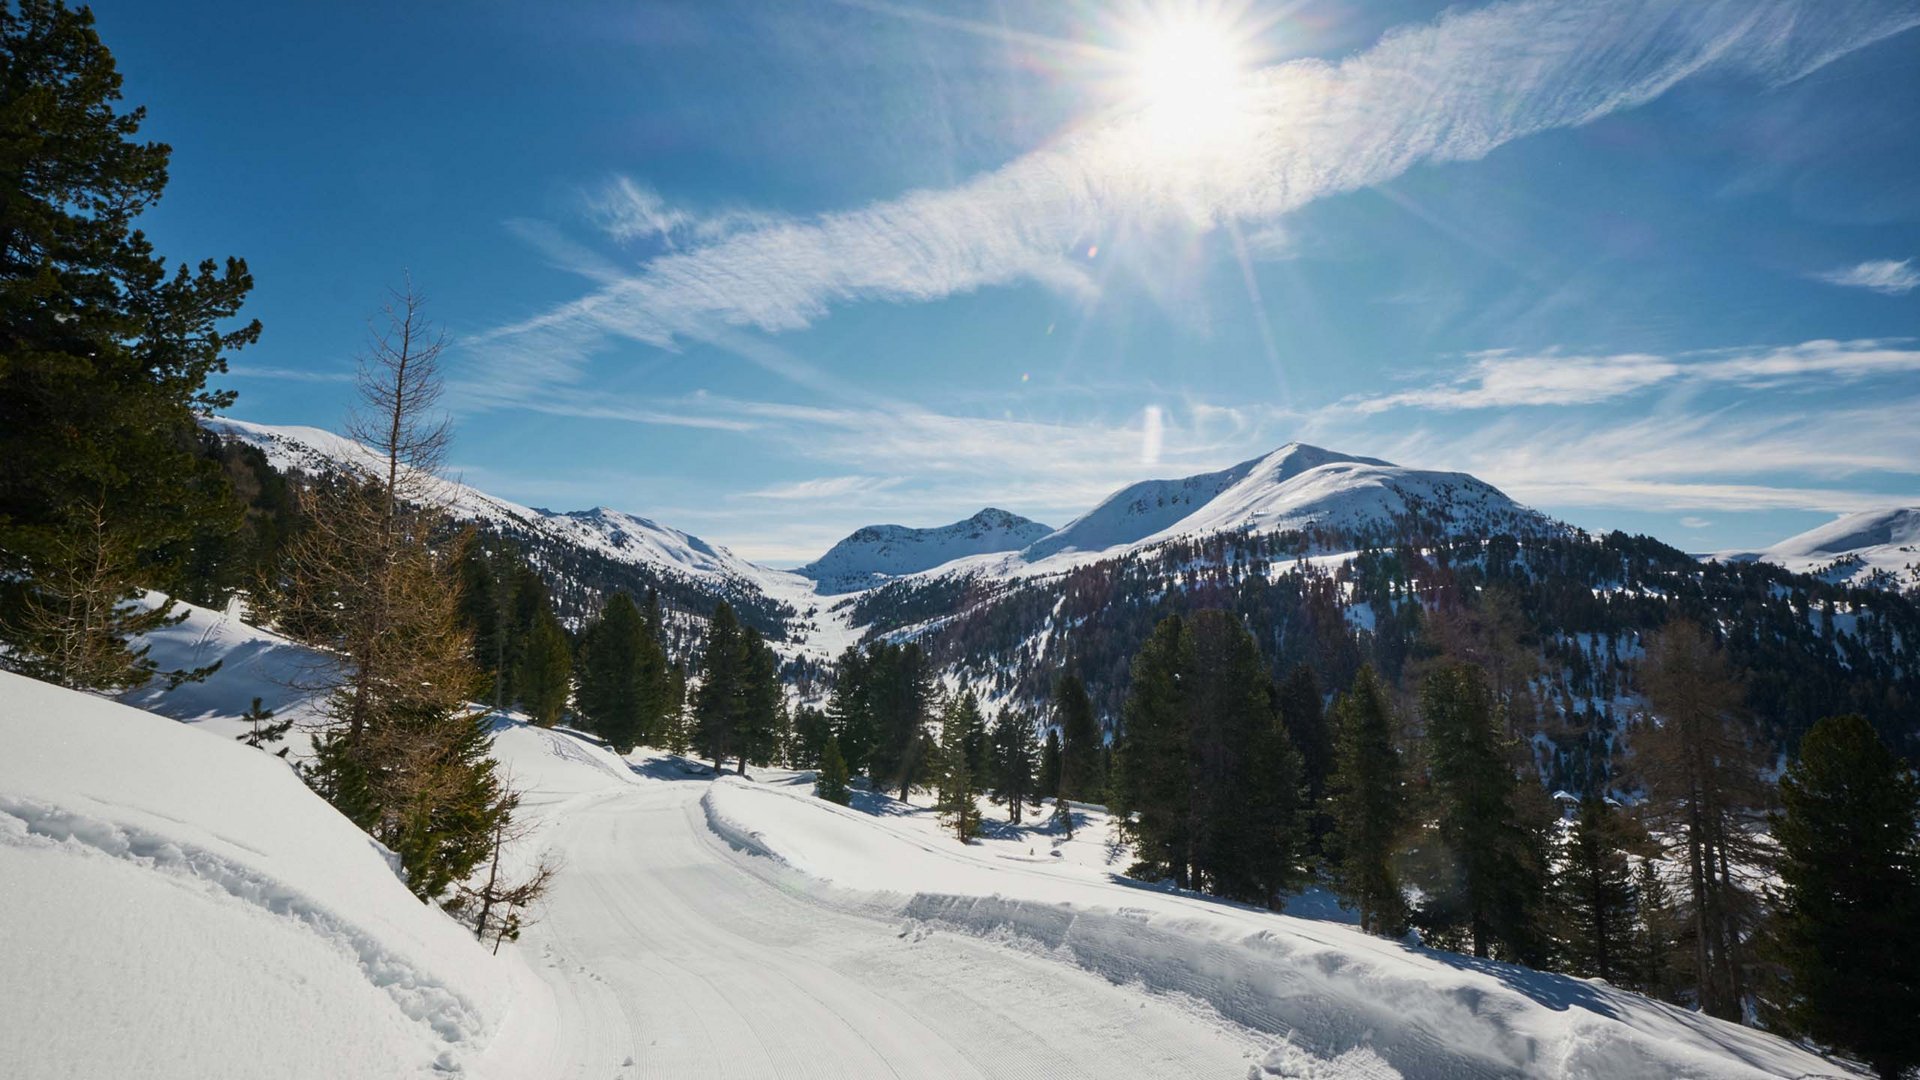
<box><xmin>701</xmin><ymin>775</ymin><xmax>1855</xmax><ymax>1080</ymax></box>
<box><xmin>0</xmin><ymin>671</ymin><xmax>545</xmax><ymax>1080</ymax></box>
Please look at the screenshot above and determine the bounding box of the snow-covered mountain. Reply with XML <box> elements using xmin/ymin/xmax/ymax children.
<box><xmin>206</xmin><ymin>418</ymin><xmax>809</xmax><ymax>640</ymax></box>
<box><xmin>800</xmin><ymin>508</ymin><xmax>1053</xmax><ymax>593</ymax></box>
<box><xmin>1021</xmin><ymin>442</ymin><xmax>1559</xmax><ymax>565</ymax></box>
<box><xmin>1717</xmin><ymin>506</ymin><xmax>1920</xmax><ymax>594</ymax></box>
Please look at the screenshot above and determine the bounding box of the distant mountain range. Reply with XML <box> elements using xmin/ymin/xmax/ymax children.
<box><xmin>206</xmin><ymin>417</ymin><xmax>1920</xmax><ymax>770</ymax></box>
<box><xmin>1717</xmin><ymin>507</ymin><xmax>1920</xmax><ymax>594</ymax></box>
<box><xmin>799</xmin><ymin>509</ymin><xmax>1053</xmax><ymax>593</ymax></box>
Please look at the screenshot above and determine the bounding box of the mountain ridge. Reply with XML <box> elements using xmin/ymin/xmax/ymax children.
<box><xmin>799</xmin><ymin>508</ymin><xmax>1054</xmax><ymax>593</ymax></box>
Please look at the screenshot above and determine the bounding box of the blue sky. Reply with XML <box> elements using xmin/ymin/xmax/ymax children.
<box><xmin>102</xmin><ymin>0</ymin><xmax>1920</xmax><ymax>564</ymax></box>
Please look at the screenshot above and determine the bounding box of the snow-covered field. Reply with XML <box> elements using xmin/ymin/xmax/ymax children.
<box><xmin>1</xmin><ymin>598</ymin><xmax>1864</xmax><ymax>1079</ymax></box>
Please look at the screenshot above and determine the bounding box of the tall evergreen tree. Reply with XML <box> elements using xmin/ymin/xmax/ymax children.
<box><xmin>1186</xmin><ymin>610</ymin><xmax>1302</xmax><ymax>904</ymax></box>
<box><xmin>1327</xmin><ymin>664</ymin><xmax>1407</xmax><ymax>936</ymax></box>
<box><xmin>0</xmin><ymin>0</ymin><xmax>260</xmax><ymax>688</ymax></box>
<box><xmin>1112</xmin><ymin>614</ymin><xmax>1192</xmax><ymax>884</ymax></box>
<box><xmin>1053</xmin><ymin>672</ymin><xmax>1101</xmax><ymax>800</ymax></box>
<box><xmin>575</xmin><ymin>592</ymin><xmax>649</xmax><ymax>752</ymax></box>
<box><xmin>1636</xmin><ymin>861</ymin><xmax>1682</xmax><ymax>1002</ymax></box>
<box><xmin>737</xmin><ymin>626</ymin><xmax>784</xmax><ymax>770</ymax></box>
<box><xmin>1551</xmin><ymin>795</ymin><xmax>1641</xmax><ymax>983</ymax></box>
<box><xmin>935</xmin><ymin>692</ymin><xmax>987</xmax><ymax>841</ymax></box>
<box><xmin>693</xmin><ymin>600</ymin><xmax>747</xmax><ymax>772</ymax></box>
<box><xmin>827</xmin><ymin>645</ymin><xmax>876</xmax><ymax>776</ymax></box>
<box><xmin>515</xmin><ymin>608</ymin><xmax>571</xmax><ymax>728</ymax></box>
<box><xmin>1415</xmin><ymin>662</ymin><xmax>1546</xmax><ymax>961</ymax></box>
<box><xmin>455</xmin><ymin>543</ymin><xmax>508</xmax><ymax>703</ymax></box>
<box><xmin>1637</xmin><ymin>620</ymin><xmax>1770</xmax><ymax>1020</ymax></box>
<box><xmin>1769</xmin><ymin>714</ymin><xmax>1920</xmax><ymax>1079</ymax></box>
<box><xmin>1277</xmin><ymin>663</ymin><xmax>1333</xmax><ymax>854</ymax></box>
<box><xmin>1038</xmin><ymin>728</ymin><xmax>1062</xmax><ymax>799</ymax></box>
<box><xmin>987</xmin><ymin>708</ymin><xmax>1037</xmax><ymax>825</ymax></box>
<box><xmin>1113</xmin><ymin>612</ymin><xmax>1302</xmax><ymax>903</ymax></box>
<box><xmin>815</xmin><ymin>735</ymin><xmax>851</xmax><ymax>806</ymax></box>
<box><xmin>790</xmin><ymin>704</ymin><xmax>831</xmax><ymax>770</ymax></box>
<box><xmin>865</xmin><ymin>642</ymin><xmax>930</xmax><ymax>799</ymax></box>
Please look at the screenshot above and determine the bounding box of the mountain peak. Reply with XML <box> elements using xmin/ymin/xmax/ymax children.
<box><xmin>1021</xmin><ymin>442</ymin><xmax>1551</xmax><ymax>562</ymax></box>
<box><xmin>800</xmin><ymin>508</ymin><xmax>1054</xmax><ymax>592</ymax></box>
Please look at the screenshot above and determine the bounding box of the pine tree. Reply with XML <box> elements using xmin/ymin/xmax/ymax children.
<box><xmin>790</xmin><ymin>705</ymin><xmax>831</xmax><ymax>770</ymax></box>
<box><xmin>1054</xmin><ymin>672</ymin><xmax>1101</xmax><ymax>800</ymax></box>
<box><xmin>1327</xmin><ymin>664</ymin><xmax>1408</xmax><ymax>936</ymax></box>
<box><xmin>987</xmin><ymin>708</ymin><xmax>1037</xmax><ymax>825</ymax></box>
<box><xmin>1186</xmin><ymin>610</ymin><xmax>1302</xmax><ymax>905</ymax></box>
<box><xmin>936</xmin><ymin>692</ymin><xmax>986</xmax><ymax>841</ymax></box>
<box><xmin>235</xmin><ymin>696</ymin><xmax>292</xmax><ymax>751</ymax></box>
<box><xmin>1637</xmin><ymin>620</ymin><xmax>1770</xmax><ymax>1020</ymax></box>
<box><xmin>737</xmin><ymin>626</ymin><xmax>783</xmax><ymax>770</ymax></box>
<box><xmin>693</xmin><ymin>600</ymin><xmax>747</xmax><ymax>772</ymax></box>
<box><xmin>1770</xmin><ymin>714</ymin><xmax>1920</xmax><ymax>1079</ymax></box>
<box><xmin>1277</xmin><ymin>663</ymin><xmax>1333</xmax><ymax>855</ymax></box>
<box><xmin>576</xmin><ymin>592</ymin><xmax>649</xmax><ymax>751</ymax></box>
<box><xmin>1038</xmin><ymin>728</ymin><xmax>1062</xmax><ymax>798</ymax></box>
<box><xmin>1112</xmin><ymin>614</ymin><xmax>1192</xmax><ymax>884</ymax></box>
<box><xmin>284</xmin><ymin>285</ymin><xmax>509</xmax><ymax>907</ymax></box>
<box><xmin>0</xmin><ymin>0</ymin><xmax>260</xmax><ymax>689</ymax></box>
<box><xmin>455</xmin><ymin>543</ymin><xmax>508</xmax><ymax>704</ymax></box>
<box><xmin>1051</xmin><ymin>794</ymin><xmax>1075</xmax><ymax>840</ymax></box>
<box><xmin>662</xmin><ymin>660</ymin><xmax>690</xmax><ymax>754</ymax></box>
<box><xmin>1551</xmin><ymin>795</ymin><xmax>1640</xmax><ymax>983</ymax></box>
<box><xmin>873</xmin><ymin>642</ymin><xmax>932</xmax><ymax>799</ymax></box>
<box><xmin>815</xmin><ymin>735</ymin><xmax>851</xmax><ymax>806</ymax></box>
<box><xmin>1416</xmin><ymin>662</ymin><xmax>1546</xmax><ymax>961</ymax></box>
<box><xmin>827</xmin><ymin>646</ymin><xmax>876</xmax><ymax>776</ymax></box>
<box><xmin>515</xmin><ymin>608</ymin><xmax>571</xmax><ymax>727</ymax></box>
<box><xmin>1636</xmin><ymin>860</ymin><xmax>1682</xmax><ymax>1001</ymax></box>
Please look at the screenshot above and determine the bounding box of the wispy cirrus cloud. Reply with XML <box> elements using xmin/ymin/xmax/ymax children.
<box><xmin>741</xmin><ymin>475</ymin><xmax>904</xmax><ymax>501</ymax></box>
<box><xmin>1811</xmin><ymin>257</ymin><xmax>1920</xmax><ymax>295</ymax></box>
<box><xmin>1342</xmin><ymin>338</ymin><xmax>1920</xmax><ymax>414</ymax></box>
<box><xmin>584</xmin><ymin>177</ymin><xmax>781</xmax><ymax>249</ymax></box>
<box><xmin>467</xmin><ymin>0</ymin><xmax>1917</xmax><ymax>389</ymax></box>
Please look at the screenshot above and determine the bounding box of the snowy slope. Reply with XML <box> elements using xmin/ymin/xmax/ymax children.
<box><xmin>1717</xmin><ymin>507</ymin><xmax>1920</xmax><ymax>594</ymax></box>
<box><xmin>1021</xmin><ymin>443</ymin><xmax>1558</xmax><ymax>564</ymax></box>
<box><xmin>208</xmin><ymin>418</ymin><xmax>767</xmax><ymax>585</ymax></box>
<box><xmin>800</xmin><ymin>508</ymin><xmax>1053</xmax><ymax>592</ymax></box>
<box><xmin>703</xmin><ymin>774</ymin><xmax>1860</xmax><ymax>1080</ymax></box>
<box><xmin>0</xmin><ymin>670</ymin><xmax>548</xmax><ymax>1080</ymax></box>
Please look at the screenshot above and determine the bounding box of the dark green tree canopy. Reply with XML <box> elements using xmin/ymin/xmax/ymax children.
<box><xmin>0</xmin><ymin>0</ymin><xmax>259</xmax><ymax>686</ymax></box>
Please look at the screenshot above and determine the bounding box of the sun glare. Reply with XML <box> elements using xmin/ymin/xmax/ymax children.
<box><xmin>1123</xmin><ymin>9</ymin><xmax>1252</xmax><ymax>149</ymax></box>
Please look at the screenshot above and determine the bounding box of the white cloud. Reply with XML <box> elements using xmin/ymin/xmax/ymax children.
<box><xmin>1140</xmin><ymin>405</ymin><xmax>1164</xmax><ymax>465</ymax></box>
<box><xmin>741</xmin><ymin>475</ymin><xmax>904</xmax><ymax>501</ymax></box>
<box><xmin>1812</xmin><ymin>257</ymin><xmax>1920</xmax><ymax>295</ymax></box>
<box><xmin>1679</xmin><ymin>516</ymin><xmax>1712</xmax><ymax>529</ymax></box>
<box><xmin>468</xmin><ymin>0</ymin><xmax>1920</xmax><ymax>392</ymax></box>
<box><xmin>1341</xmin><ymin>339</ymin><xmax>1920</xmax><ymax>413</ymax></box>
<box><xmin>221</xmin><ymin>365</ymin><xmax>356</xmax><ymax>384</ymax></box>
<box><xmin>584</xmin><ymin>177</ymin><xmax>781</xmax><ymax>249</ymax></box>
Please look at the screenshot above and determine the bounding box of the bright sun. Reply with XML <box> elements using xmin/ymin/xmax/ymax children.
<box><xmin>1123</xmin><ymin>10</ymin><xmax>1251</xmax><ymax>147</ymax></box>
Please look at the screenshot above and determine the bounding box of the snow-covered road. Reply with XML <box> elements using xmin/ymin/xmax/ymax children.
<box><xmin>517</xmin><ymin>774</ymin><xmax>1267</xmax><ymax>1080</ymax></box>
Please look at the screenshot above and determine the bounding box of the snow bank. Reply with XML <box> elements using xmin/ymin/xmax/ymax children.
<box><xmin>0</xmin><ymin>671</ymin><xmax>542</xmax><ymax>1079</ymax></box>
<box><xmin>702</xmin><ymin>777</ymin><xmax>1855</xmax><ymax>1080</ymax></box>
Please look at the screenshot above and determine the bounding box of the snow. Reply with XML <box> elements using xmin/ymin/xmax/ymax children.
<box><xmin>0</xmin><ymin>670</ymin><xmax>549</xmax><ymax>1080</ymax></box>
<box><xmin>207</xmin><ymin>416</ymin><xmax>775</xmax><ymax>588</ymax></box>
<box><xmin>700</xmin><ymin>770</ymin><xmax>1860</xmax><ymax>1080</ymax></box>
<box><xmin>4</xmin><ymin>620</ymin><xmax>1864</xmax><ymax>1078</ymax></box>
<box><xmin>1020</xmin><ymin>443</ymin><xmax>1556</xmax><ymax>564</ymax></box>
<box><xmin>800</xmin><ymin>508</ymin><xmax>1053</xmax><ymax>593</ymax></box>
<box><xmin>1717</xmin><ymin>506</ymin><xmax>1920</xmax><ymax>594</ymax></box>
